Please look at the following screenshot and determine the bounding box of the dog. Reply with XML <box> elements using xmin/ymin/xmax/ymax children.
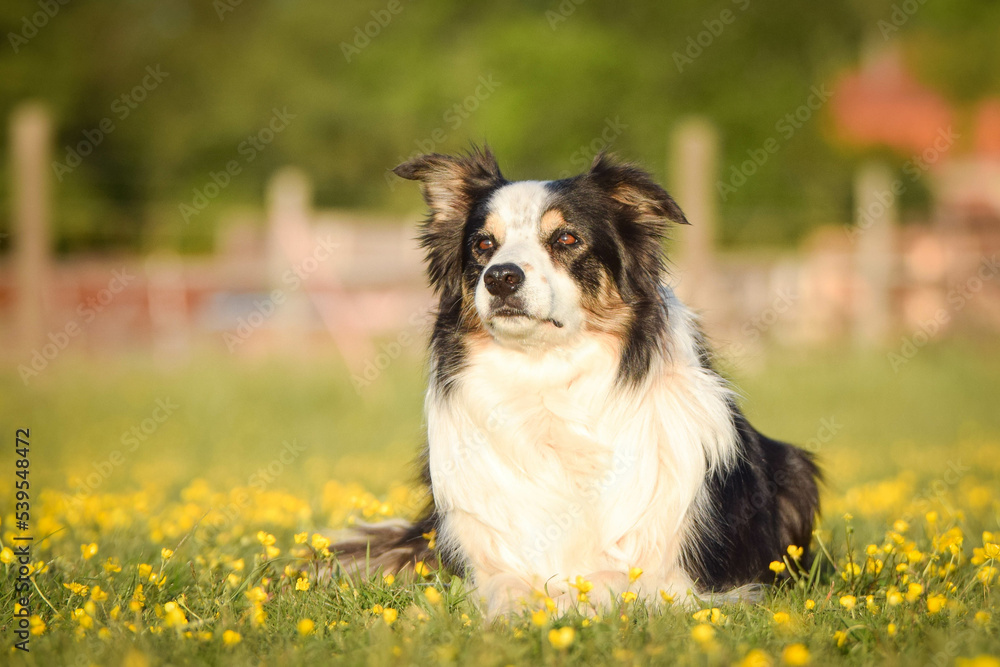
<box><xmin>334</xmin><ymin>147</ymin><xmax>820</xmax><ymax>615</ymax></box>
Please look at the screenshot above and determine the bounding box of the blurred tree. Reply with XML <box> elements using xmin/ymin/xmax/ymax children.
<box><xmin>0</xmin><ymin>0</ymin><xmax>996</xmax><ymax>253</ymax></box>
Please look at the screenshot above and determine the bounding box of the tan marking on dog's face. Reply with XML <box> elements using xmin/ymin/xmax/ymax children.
<box><xmin>482</xmin><ymin>212</ymin><xmax>505</xmax><ymax>243</ymax></box>
<box><xmin>580</xmin><ymin>271</ymin><xmax>632</xmax><ymax>339</ymax></box>
<box><xmin>540</xmin><ymin>209</ymin><xmax>568</xmax><ymax>238</ymax></box>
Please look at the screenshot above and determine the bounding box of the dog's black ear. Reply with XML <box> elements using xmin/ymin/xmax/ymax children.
<box><xmin>586</xmin><ymin>152</ymin><xmax>689</xmax><ymax>228</ymax></box>
<box><xmin>393</xmin><ymin>146</ymin><xmax>505</xmax><ymax>294</ymax></box>
<box><xmin>585</xmin><ymin>153</ymin><xmax>685</xmax><ymax>300</ymax></box>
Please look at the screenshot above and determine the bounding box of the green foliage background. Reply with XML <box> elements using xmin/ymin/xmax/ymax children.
<box><xmin>1</xmin><ymin>0</ymin><xmax>999</xmax><ymax>253</ymax></box>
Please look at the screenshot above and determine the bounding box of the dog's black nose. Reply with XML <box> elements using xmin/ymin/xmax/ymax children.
<box><xmin>483</xmin><ymin>263</ymin><xmax>524</xmax><ymax>298</ymax></box>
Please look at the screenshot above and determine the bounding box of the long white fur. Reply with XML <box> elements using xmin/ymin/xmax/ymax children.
<box><xmin>426</xmin><ymin>182</ymin><xmax>740</xmax><ymax>614</ymax></box>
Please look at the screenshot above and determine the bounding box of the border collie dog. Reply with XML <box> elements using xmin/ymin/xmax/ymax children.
<box><xmin>336</xmin><ymin>147</ymin><xmax>819</xmax><ymax>614</ymax></box>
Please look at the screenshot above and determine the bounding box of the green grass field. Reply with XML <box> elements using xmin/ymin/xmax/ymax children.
<box><xmin>2</xmin><ymin>342</ymin><xmax>999</xmax><ymax>666</ymax></box>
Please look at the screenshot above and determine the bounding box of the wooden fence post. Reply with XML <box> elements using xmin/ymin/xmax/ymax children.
<box><xmin>10</xmin><ymin>102</ymin><xmax>53</xmax><ymax>351</ymax></box>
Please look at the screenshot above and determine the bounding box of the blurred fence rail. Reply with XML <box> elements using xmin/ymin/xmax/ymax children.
<box><xmin>2</xmin><ymin>105</ymin><xmax>1000</xmax><ymax>374</ymax></box>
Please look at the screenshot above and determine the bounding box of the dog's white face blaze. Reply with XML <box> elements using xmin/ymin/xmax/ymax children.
<box><xmin>473</xmin><ymin>181</ymin><xmax>584</xmax><ymax>347</ymax></box>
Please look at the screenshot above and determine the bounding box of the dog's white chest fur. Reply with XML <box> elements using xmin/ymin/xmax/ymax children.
<box><xmin>426</xmin><ymin>294</ymin><xmax>738</xmax><ymax>610</ymax></box>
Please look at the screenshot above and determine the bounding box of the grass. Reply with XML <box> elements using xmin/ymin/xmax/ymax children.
<box><xmin>2</xmin><ymin>341</ymin><xmax>999</xmax><ymax>666</ymax></box>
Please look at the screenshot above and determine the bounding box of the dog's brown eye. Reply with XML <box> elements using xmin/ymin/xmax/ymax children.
<box><xmin>477</xmin><ymin>238</ymin><xmax>494</xmax><ymax>252</ymax></box>
<box><xmin>556</xmin><ymin>232</ymin><xmax>578</xmax><ymax>246</ymax></box>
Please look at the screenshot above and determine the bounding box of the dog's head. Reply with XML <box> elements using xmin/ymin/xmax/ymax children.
<box><xmin>394</xmin><ymin>147</ymin><xmax>687</xmax><ymax>352</ymax></box>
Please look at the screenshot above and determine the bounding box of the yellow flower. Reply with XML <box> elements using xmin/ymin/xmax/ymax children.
<box><xmin>371</xmin><ymin>604</ymin><xmax>384</xmax><ymax>615</ymax></box>
<box><xmin>0</xmin><ymin>548</ymin><xmax>13</xmax><ymax>564</ymax></box>
<box><xmin>295</xmin><ymin>578</ymin><xmax>310</xmax><ymax>591</ymax></box>
<box><xmin>974</xmin><ymin>611</ymin><xmax>991</xmax><ymax>626</ymax></box>
<box><xmin>245</xmin><ymin>586</ymin><xmax>267</xmax><ymax>604</ymax></box>
<box><xmin>833</xmin><ymin>630</ymin><xmax>848</xmax><ymax>647</ymax></box>
<box><xmin>839</xmin><ymin>595</ymin><xmax>856</xmax><ymax>611</ymax></box>
<box><xmin>531</xmin><ymin>609</ymin><xmax>548</xmax><ymax>626</ymax></box>
<box><xmin>424</xmin><ymin>587</ymin><xmax>442</xmax><ymax>605</ymax></box>
<box><xmin>90</xmin><ymin>586</ymin><xmax>108</xmax><ymax>602</ymax></box>
<box><xmin>887</xmin><ymin>623</ymin><xmax>897</xmax><ymax>636</ymax></box>
<box><xmin>130</xmin><ymin>585</ymin><xmax>146</xmax><ymax>612</ymax></box>
<box><xmin>382</xmin><ymin>608</ymin><xmax>398</xmax><ymax>626</ymax></box>
<box><xmin>904</xmin><ymin>582</ymin><xmax>923</xmax><ymax>603</ymax></box>
<box><xmin>926</xmin><ymin>594</ymin><xmax>947</xmax><ymax>614</ymax></box>
<box><xmin>383</xmin><ymin>574</ymin><xmax>395</xmax><ymax>586</ymax></box>
<box><xmin>740</xmin><ymin>648</ymin><xmax>774</xmax><ymax>667</ymax></box>
<box><xmin>311</xmin><ymin>534</ymin><xmax>331</xmax><ymax>551</ymax></box>
<box><xmin>161</xmin><ymin>548</ymin><xmax>174</xmax><ymax>560</ymax></box>
<box><xmin>773</xmin><ymin>611</ymin><xmax>790</xmax><ymax>625</ymax></box>
<box><xmin>80</xmin><ymin>543</ymin><xmax>98</xmax><ymax>560</ymax></box>
<box><xmin>294</xmin><ymin>532</ymin><xmax>308</xmax><ymax>544</ymax></box>
<box><xmin>621</xmin><ymin>591</ymin><xmax>637</xmax><ymax>603</ymax></box>
<box><xmin>781</xmin><ymin>643</ymin><xmax>811</xmax><ymax>666</ymax></box>
<box><xmin>925</xmin><ymin>511</ymin><xmax>938</xmax><ymax>524</ymax></box>
<box><xmin>297</xmin><ymin>618</ymin><xmax>315</xmax><ymax>636</ymax></box>
<box><xmin>954</xmin><ymin>658</ymin><xmax>1000</xmax><ymax>667</ymax></box>
<box><xmin>628</xmin><ymin>566</ymin><xmax>643</xmax><ymax>582</ymax></box>
<box><xmin>692</xmin><ymin>608</ymin><xmax>727</xmax><ymax>624</ymax></box>
<box><xmin>103</xmin><ymin>558</ymin><xmax>122</xmax><ymax>574</ymax></box>
<box><xmin>413</xmin><ymin>561</ymin><xmax>431</xmax><ymax>577</ymax></box>
<box><xmin>256</xmin><ymin>531</ymin><xmax>276</xmax><ymax>546</ymax></box>
<box><xmin>548</xmin><ymin>626</ymin><xmax>576</xmax><ymax>650</ymax></box>
<box><xmin>163</xmin><ymin>601</ymin><xmax>188</xmax><ymax>628</ymax></box>
<box><xmin>787</xmin><ymin>545</ymin><xmax>804</xmax><ymax>561</ymax></box>
<box><xmin>691</xmin><ymin>623</ymin><xmax>715</xmax><ymax>644</ymax></box>
<box><xmin>659</xmin><ymin>590</ymin><xmax>675</xmax><ymax>605</ymax></box>
<box><xmin>29</xmin><ymin>615</ymin><xmax>45</xmax><ymax>636</ymax></box>
<box><xmin>544</xmin><ymin>596</ymin><xmax>556</xmax><ymax>612</ymax></box>
<box><xmin>264</xmin><ymin>545</ymin><xmax>280</xmax><ymax>559</ymax></box>
<box><xmin>422</xmin><ymin>529</ymin><xmax>437</xmax><ymax>550</ymax></box>
<box><xmin>805</xmin><ymin>599</ymin><xmax>816</xmax><ymax>610</ymax></box>
<box><xmin>769</xmin><ymin>561</ymin><xmax>786</xmax><ymax>574</ymax></box>
<box><xmin>840</xmin><ymin>563</ymin><xmax>861</xmax><ymax>581</ymax></box>
<box><xmin>63</xmin><ymin>582</ymin><xmax>89</xmax><ymax>597</ymax></box>
<box><xmin>569</xmin><ymin>575</ymin><xmax>593</xmax><ymax>594</ymax></box>
<box><xmin>893</xmin><ymin>519</ymin><xmax>909</xmax><ymax>533</ymax></box>
<box><xmin>138</xmin><ymin>563</ymin><xmax>154</xmax><ymax>581</ymax></box>
<box><xmin>72</xmin><ymin>608</ymin><xmax>94</xmax><ymax>630</ymax></box>
<box><xmin>977</xmin><ymin>565</ymin><xmax>998</xmax><ymax>585</ymax></box>
<box><xmin>222</xmin><ymin>630</ymin><xmax>242</xmax><ymax>646</ymax></box>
